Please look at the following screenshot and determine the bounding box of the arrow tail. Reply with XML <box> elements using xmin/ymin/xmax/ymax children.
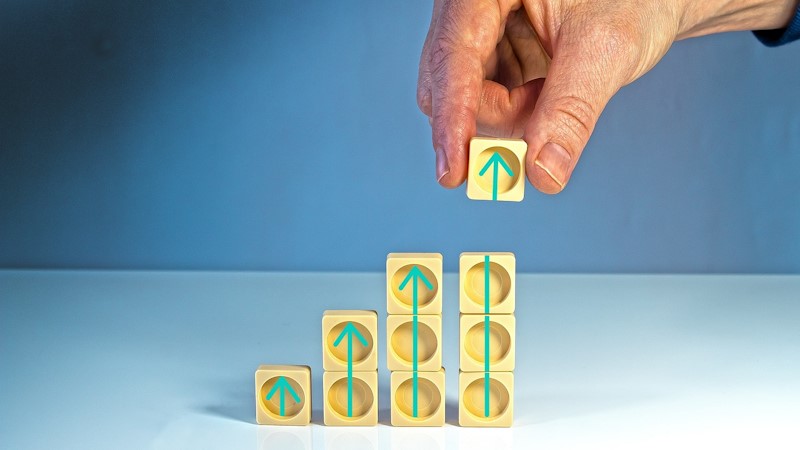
<box><xmin>347</xmin><ymin>332</ymin><xmax>353</xmax><ymax>417</ymax></box>
<box><xmin>484</xmin><ymin>255</ymin><xmax>491</xmax><ymax>416</ymax></box>
<box><xmin>484</xmin><ymin>372</ymin><xmax>490</xmax><ymax>418</ymax></box>
<box><xmin>492</xmin><ymin>162</ymin><xmax>499</xmax><ymax>200</ymax></box>
<box><xmin>412</xmin><ymin>314</ymin><xmax>419</xmax><ymax>418</ymax></box>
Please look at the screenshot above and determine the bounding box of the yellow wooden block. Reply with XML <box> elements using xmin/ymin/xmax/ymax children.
<box><xmin>458</xmin><ymin>371</ymin><xmax>514</xmax><ymax>427</ymax></box>
<box><xmin>386</xmin><ymin>314</ymin><xmax>442</xmax><ymax>371</ymax></box>
<box><xmin>390</xmin><ymin>369</ymin><xmax>446</xmax><ymax>426</ymax></box>
<box><xmin>386</xmin><ymin>253</ymin><xmax>443</xmax><ymax>315</ymax></box>
<box><xmin>459</xmin><ymin>314</ymin><xmax>515</xmax><ymax>372</ymax></box>
<box><xmin>322</xmin><ymin>310</ymin><xmax>378</xmax><ymax>372</ymax></box>
<box><xmin>459</xmin><ymin>252</ymin><xmax>515</xmax><ymax>314</ymax></box>
<box><xmin>323</xmin><ymin>370</ymin><xmax>378</xmax><ymax>426</ymax></box>
<box><xmin>255</xmin><ymin>365</ymin><xmax>311</xmax><ymax>425</ymax></box>
<box><xmin>466</xmin><ymin>137</ymin><xmax>527</xmax><ymax>202</ymax></box>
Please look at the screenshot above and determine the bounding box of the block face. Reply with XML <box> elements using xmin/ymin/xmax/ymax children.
<box><xmin>390</xmin><ymin>369</ymin><xmax>445</xmax><ymax>427</ymax></box>
<box><xmin>458</xmin><ymin>371</ymin><xmax>514</xmax><ymax>427</ymax></box>
<box><xmin>459</xmin><ymin>252</ymin><xmax>515</xmax><ymax>314</ymax></box>
<box><xmin>386</xmin><ymin>314</ymin><xmax>442</xmax><ymax>372</ymax></box>
<box><xmin>323</xmin><ymin>371</ymin><xmax>378</xmax><ymax>426</ymax></box>
<box><xmin>255</xmin><ymin>365</ymin><xmax>311</xmax><ymax>425</ymax></box>
<box><xmin>466</xmin><ymin>137</ymin><xmax>527</xmax><ymax>202</ymax></box>
<box><xmin>322</xmin><ymin>310</ymin><xmax>378</xmax><ymax>372</ymax></box>
<box><xmin>459</xmin><ymin>314</ymin><xmax>515</xmax><ymax>372</ymax></box>
<box><xmin>386</xmin><ymin>253</ymin><xmax>443</xmax><ymax>315</ymax></box>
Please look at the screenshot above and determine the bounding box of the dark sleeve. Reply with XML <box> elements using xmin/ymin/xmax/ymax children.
<box><xmin>754</xmin><ymin>5</ymin><xmax>800</xmax><ymax>46</ymax></box>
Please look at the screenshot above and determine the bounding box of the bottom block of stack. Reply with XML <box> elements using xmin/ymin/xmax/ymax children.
<box><xmin>390</xmin><ymin>369</ymin><xmax>445</xmax><ymax>426</ymax></box>
<box><xmin>255</xmin><ymin>365</ymin><xmax>311</xmax><ymax>425</ymax></box>
<box><xmin>323</xmin><ymin>371</ymin><xmax>378</xmax><ymax>426</ymax></box>
<box><xmin>458</xmin><ymin>371</ymin><xmax>514</xmax><ymax>427</ymax></box>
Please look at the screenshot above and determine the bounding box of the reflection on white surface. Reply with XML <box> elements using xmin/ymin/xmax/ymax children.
<box><xmin>387</xmin><ymin>426</ymin><xmax>445</xmax><ymax>450</ymax></box>
<box><xmin>455</xmin><ymin>426</ymin><xmax>513</xmax><ymax>450</ymax></box>
<box><xmin>322</xmin><ymin>426</ymin><xmax>378</xmax><ymax>450</ymax></box>
<box><xmin>257</xmin><ymin>426</ymin><xmax>311</xmax><ymax>450</ymax></box>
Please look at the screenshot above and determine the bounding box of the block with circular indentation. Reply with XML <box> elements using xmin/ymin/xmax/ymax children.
<box><xmin>390</xmin><ymin>369</ymin><xmax>445</xmax><ymax>426</ymax></box>
<box><xmin>459</xmin><ymin>252</ymin><xmax>515</xmax><ymax>314</ymax></box>
<box><xmin>459</xmin><ymin>313</ymin><xmax>515</xmax><ymax>372</ymax></box>
<box><xmin>255</xmin><ymin>365</ymin><xmax>311</xmax><ymax>425</ymax></box>
<box><xmin>467</xmin><ymin>137</ymin><xmax>527</xmax><ymax>202</ymax></box>
<box><xmin>386</xmin><ymin>314</ymin><xmax>442</xmax><ymax>371</ymax></box>
<box><xmin>458</xmin><ymin>371</ymin><xmax>514</xmax><ymax>427</ymax></box>
<box><xmin>386</xmin><ymin>253</ymin><xmax>443</xmax><ymax>315</ymax></box>
<box><xmin>323</xmin><ymin>370</ymin><xmax>378</xmax><ymax>426</ymax></box>
<box><xmin>322</xmin><ymin>310</ymin><xmax>378</xmax><ymax>372</ymax></box>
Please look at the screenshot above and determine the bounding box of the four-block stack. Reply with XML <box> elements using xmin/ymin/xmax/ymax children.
<box><xmin>458</xmin><ymin>252</ymin><xmax>516</xmax><ymax>427</ymax></box>
<box><xmin>386</xmin><ymin>253</ymin><xmax>445</xmax><ymax>426</ymax></box>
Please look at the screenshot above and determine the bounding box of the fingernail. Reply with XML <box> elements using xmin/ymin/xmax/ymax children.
<box><xmin>435</xmin><ymin>148</ymin><xmax>450</xmax><ymax>182</ymax></box>
<box><xmin>534</xmin><ymin>142</ymin><xmax>571</xmax><ymax>188</ymax></box>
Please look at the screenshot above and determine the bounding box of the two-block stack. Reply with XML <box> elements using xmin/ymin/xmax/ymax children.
<box><xmin>322</xmin><ymin>310</ymin><xmax>379</xmax><ymax>425</ymax></box>
<box><xmin>386</xmin><ymin>253</ymin><xmax>445</xmax><ymax>426</ymax></box>
<box><xmin>458</xmin><ymin>252</ymin><xmax>516</xmax><ymax>427</ymax></box>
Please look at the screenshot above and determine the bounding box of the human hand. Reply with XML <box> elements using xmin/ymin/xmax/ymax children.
<box><xmin>418</xmin><ymin>0</ymin><xmax>798</xmax><ymax>193</ymax></box>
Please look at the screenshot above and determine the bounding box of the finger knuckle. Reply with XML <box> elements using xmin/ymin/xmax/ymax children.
<box><xmin>549</xmin><ymin>95</ymin><xmax>596</xmax><ymax>145</ymax></box>
<box><xmin>417</xmin><ymin>86</ymin><xmax>432</xmax><ymax>114</ymax></box>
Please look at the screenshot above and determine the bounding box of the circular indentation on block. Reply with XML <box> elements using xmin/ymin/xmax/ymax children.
<box><xmin>464</xmin><ymin>319</ymin><xmax>511</xmax><ymax>365</ymax></box>
<box><xmin>463</xmin><ymin>377</ymin><xmax>509</xmax><ymax>420</ymax></box>
<box><xmin>464</xmin><ymin>261</ymin><xmax>511</xmax><ymax>309</ymax></box>
<box><xmin>390</xmin><ymin>320</ymin><xmax>437</xmax><ymax>365</ymax></box>
<box><xmin>390</xmin><ymin>264</ymin><xmax>439</xmax><ymax>310</ymax></box>
<box><xmin>326</xmin><ymin>321</ymin><xmax>374</xmax><ymax>365</ymax></box>
<box><xmin>395</xmin><ymin>377</ymin><xmax>442</xmax><ymax>420</ymax></box>
<box><xmin>328</xmin><ymin>377</ymin><xmax>374</xmax><ymax>419</ymax></box>
<box><xmin>474</xmin><ymin>146</ymin><xmax>521</xmax><ymax>195</ymax></box>
<box><xmin>259</xmin><ymin>376</ymin><xmax>305</xmax><ymax>419</ymax></box>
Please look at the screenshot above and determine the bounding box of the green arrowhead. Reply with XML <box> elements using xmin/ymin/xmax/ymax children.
<box><xmin>398</xmin><ymin>265</ymin><xmax>433</xmax><ymax>291</ymax></box>
<box><xmin>479</xmin><ymin>152</ymin><xmax>514</xmax><ymax>177</ymax></box>
<box><xmin>333</xmin><ymin>322</ymin><xmax>368</xmax><ymax>348</ymax></box>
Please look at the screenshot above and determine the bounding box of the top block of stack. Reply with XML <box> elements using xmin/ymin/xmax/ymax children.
<box><xmin>459</xmin><ymin>253</ymin><xmax>516</xmax><ymax>314</ymax></box>
<box><xmin>322</xmin><ymin>310</ymin><xmax>378</xmax><ymax>371</ymax></box>
<box><xmin>386</xmin><ymin>253</ymin><xmax>443</xmax><ymax>315</ymax></box>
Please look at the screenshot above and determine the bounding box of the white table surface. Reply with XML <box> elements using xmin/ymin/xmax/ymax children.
<box><xmin>1</xmin><ymin>270</ymin><xmax>799</xmax><ymax>449</ymax></box>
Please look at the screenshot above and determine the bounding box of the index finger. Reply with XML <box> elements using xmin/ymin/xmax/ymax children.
<box><xmin>430</xmin><ymin>0</ymin><xmax>511</xmax><ymax>188</ymax></box>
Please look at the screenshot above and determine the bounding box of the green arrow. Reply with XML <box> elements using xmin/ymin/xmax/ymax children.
<box><xmin>398</xmin><ymin>265</ymin><xmax>433</xmax><ymax>418</ymax></box>
<box><xmin>333</xmin><ymin>321</ymin><xmax>369</xmax><ymax>417</ymax></box>
<box><xmin>478</xmin><ymin>152</ymin><xmax>514</xmax><ymax>201</ymax></box>
<box><xmin>265</xmin><ymin>376</ymin><xmax>301</xmax><ymax>417</ymax></box>
<box><xmin>484</xmin><ymin>255</ymin><xmax>491</xmax><ymax>417</ymax></box>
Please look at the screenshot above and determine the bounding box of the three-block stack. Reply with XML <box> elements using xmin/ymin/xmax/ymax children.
<box><xmin>386</xmin><ymin>253</ymin><xmax>445</xmax><ymax>426</ymax></box>
<box><xmin>458</xmin><ymin>252</ymin><xmax>516</xmax><ymax>427</ymax></box>
<box><xmin>322</xmin><ymin>310</ymin><xmax>379</xmax><ymax>425</ymax></box>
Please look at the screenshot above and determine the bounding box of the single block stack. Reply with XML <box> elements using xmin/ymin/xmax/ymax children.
<box><xmin>254</xmin><ymin>365</ymin><xmax>312</xmax><ymax>425</ymax></box>
<box><xmin>386</xmin><ymin>253</ymin><xmax>445</xmax><ymax>426</ymax></box>
<box><xmin>458</xmin><ymin>252</ymin><xmax>516</xmax><ymax>427</ymax></box>
<box><xmin>322</xmin><ymin>310</ymin><xmax>378</xmax><ymax>426</ymax></box>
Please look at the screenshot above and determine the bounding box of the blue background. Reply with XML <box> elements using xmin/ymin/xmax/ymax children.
<box><xmin>1</xmin><ymin>0</ymin><xmax>798</xmax><ymax>273</ymax></box>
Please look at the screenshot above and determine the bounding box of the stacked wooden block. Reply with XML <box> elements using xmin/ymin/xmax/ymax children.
<box><xmin>386</xmin><ymin>253</ymin><xmax>445</xmax><ymax>426</ymax></box>
<box><xmin>254</xmin><ymin>365</ymin><xmax>312</xmax><ymax>425</ymax></box>
<box><xmin>321</xmin><ymin>310</ymin><xmax>379</xmax><ymax>425</ymax></box>
<box><xmin>458</xmin><ymin>252</ymin><xmax>516</xmax><ymax>427</ymax></box>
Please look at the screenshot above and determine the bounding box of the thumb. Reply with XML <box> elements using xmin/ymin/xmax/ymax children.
<box><xmin>524</xmin><ymin>24</ymin><xmax>632</xmax><ymax>194</ymax></box>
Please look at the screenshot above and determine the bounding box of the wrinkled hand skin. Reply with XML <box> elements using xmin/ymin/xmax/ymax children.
<box><xmin>417</xmin><ymin>0</ymin><xmax>798</xmax><ymax>194</ymax></box>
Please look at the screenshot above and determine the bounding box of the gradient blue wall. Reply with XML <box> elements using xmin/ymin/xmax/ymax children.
<box><xmin>1</xmin><ymin>1</ymin><xmax>799</xmax><ymax>273</ymax></box>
